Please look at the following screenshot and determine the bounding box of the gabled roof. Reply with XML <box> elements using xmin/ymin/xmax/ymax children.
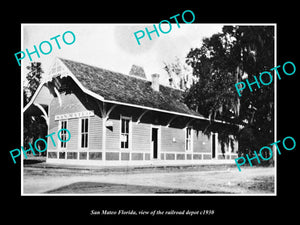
<box><xmin>59</xmin><ymin>58</ymin><xmax>202</xmax><ymax>117</ymax></box>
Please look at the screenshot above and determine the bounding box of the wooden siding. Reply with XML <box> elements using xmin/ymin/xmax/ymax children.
<box><xmin>65</xmin><ymin>118</ymin><xmax>79</xmax><ymax>150</ymax></box>
<box><xmin>160</xmin><ymin>126</ymin><xmax>185</xmax><ymax>152</ymax></box>
<box><xmin>219</xmin><ymin>138</ymin><xmax>238</xmax><ymax>154</ymax></box>
<box><xmin>106</xmin><ymin>118</ymin><xmax>120</xmax><ymax>151</ymax></box>
<box><xmin>193</xmin><ymin>131</ymin><xmax>211</xmax><ymax>153</ymax></box>
<box><xmin>132</xmin><ymin>123</ymin><xmax>151</xmax><ymax>152</ymax></box>
<box><xmin>88</xmin><ymin>116</ymin><xmax>102</xmax><ymax>150</ymax></box>
<box><xmin>48</xmin><ymin>118</ymin><xmax>59</xmax><ymax>150</ymax></box>
<box><xmin>48</xmin><ymin>91</ymin><xmax>103</xmax><ymax>151</ymax></box>
<box><xmin>105</xmin><ymin>117</ymin><xmax>151</xmax><ymax>152</ymax></box>
<box><xmin>51</xmin><ymin>93</ymin><xmax>87</xmax><ymax>115</ymax></box>
<box><xmin>46</xmin><ymin>80</ymin><xmax>237</xmax><ymax>162</ymax></box>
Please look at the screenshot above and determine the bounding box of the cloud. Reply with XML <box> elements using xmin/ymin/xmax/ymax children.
<box><xmin>22</xmin><ymin>24</ymin><xmax>224</xmax><ymax>85</ymax></box>
<box><xmin>113</xmin><ymin>24</ymin><xmax>158</xmax><ymax>55</ymax></box>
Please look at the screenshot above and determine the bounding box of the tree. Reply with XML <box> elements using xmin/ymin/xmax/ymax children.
<box><xmin>23</xmin><ymin>62</ymin><xmax>47</xmax><ymax>156</ymax></box>
<box><xmin>163</xmin><ymin>56</ymin><xmax>197</xmax><ymax>90</ymax></box>
<box><xmin>185</xmin><ymin>32</ymin><xmax>238</xmax><ymax>122</ymax></box>
<box><xmin>185</xmin><ymin>26</ymin><xmax>274</xmax><ymax>158</ymax></box>
<box><xmin>24</xmin><ymin>62</ymin><xmax>43</xmax><ymax>106</ymax></box>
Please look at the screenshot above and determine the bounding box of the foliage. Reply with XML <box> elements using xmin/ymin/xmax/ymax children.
<box><xmin>184</xmin><ymin>26</ymin><xmax>274</xmax><ymax>156</ymax></box>
<box><xmin>23</xmin><ymin>62</ymin><xmax>47</xmax><ymax>156</ymax></box>
<box><xmin>24</xmin><ymin>62</ymin><xmax>43</xmax><ymax>106</ymax></box>
<box><xmin>163</xmin><ymin>56</ymin><xmax>197</xmax><ymax>90</ymax></box>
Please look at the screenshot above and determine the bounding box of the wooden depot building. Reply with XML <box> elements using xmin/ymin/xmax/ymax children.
<box><xmin>24</xmin><ymin>58</ymin><xmax>238</xmax><ymax>166</ymax></box>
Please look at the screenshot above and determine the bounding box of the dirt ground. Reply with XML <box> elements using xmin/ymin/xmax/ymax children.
<box><xmin>23</xmin><ymin>162</ymin><xmax>275</xmax><ymax>195</ymax></box>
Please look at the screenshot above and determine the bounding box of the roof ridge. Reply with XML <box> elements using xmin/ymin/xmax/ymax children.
<box><xmin>56</xmin><ymin>57</ymin><xmax>209</xmax><ymax>119</ymax></box>
<box><xmin>59</xmin><ymin>57</ymin><xmax>148</xmax><ymax>81</ymax></box>
<box><xmin>59</xmin><ymin>57</ymin><xmax>184</xmax><ymax>92</ymax></box>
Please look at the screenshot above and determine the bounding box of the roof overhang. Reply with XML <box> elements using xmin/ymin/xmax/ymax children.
<box><xmin>23</xmin><ymin>58</ymin><xmax>235</xmax><ymax>127</ymax></box>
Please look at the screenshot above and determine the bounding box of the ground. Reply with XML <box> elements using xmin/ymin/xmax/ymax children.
<box><xmin>23</xmin><ymin>158</ymin><xmax>275</xmax><ymax>194</ymax></box>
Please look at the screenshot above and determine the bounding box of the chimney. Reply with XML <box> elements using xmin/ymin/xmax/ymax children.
<box><xmin>151</xmin><ymin>73</ymin><xmax>160</xmax><ymax>91</ymax></box>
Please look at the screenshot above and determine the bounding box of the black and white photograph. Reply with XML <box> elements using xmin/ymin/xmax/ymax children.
<box><xmin>3</xmin><ymin>4</ymin><xmax>298</xmax><ymax>223</ymax></box>
<box><xmin>21</xmin><ymin>23</ymin><xmax>275</xmax><ymax>195</ymax></box>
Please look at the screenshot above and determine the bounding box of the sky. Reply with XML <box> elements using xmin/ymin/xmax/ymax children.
<box><xmin>22</xmin><ymin>23</ymin><xmax>223</xmax><ymax>85</ymax></box>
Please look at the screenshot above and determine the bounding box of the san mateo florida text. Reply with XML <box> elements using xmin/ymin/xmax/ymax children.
<box><xmin>91</xmin><ymin>209</ymin><xmax>214</xmax><ymax>216</ymax></box>
<box><xmin>9</xmin><ymin>129</ymin><xmax>71</xmax><ymax>164</ymax></box>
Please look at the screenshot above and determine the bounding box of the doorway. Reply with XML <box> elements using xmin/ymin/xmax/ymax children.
<box><xmin>212</xmin><ymin>133</ymin><xmax>217</xmax><ymax>159</ymax></box>
<box><xmin>152</xmin><ymin>127</ymin><xmax>158</xmax><ymax>159</ymax></box>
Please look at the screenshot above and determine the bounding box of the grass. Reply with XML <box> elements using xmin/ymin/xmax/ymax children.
<box><xmin>23</xmin><ymin>159</ymin><xmax>275</xmax><ymax>194</ymax></box>
<box><xmin>45</xmin><ymin>182</ymin><xmax>232</xmax><ymax>194</ymax></box>
<box><xmin>236</xmin><ymin>176</ymin><xmax>274</xmax><ymax>193</ymax></box>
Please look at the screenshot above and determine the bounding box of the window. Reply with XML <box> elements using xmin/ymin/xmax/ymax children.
<box><xmin>81</xmin><ymin>118</ymin><xmax>89</xmax><ymax>148</ymax></box>
<box><xmin>121</xmin><ymin>117</ymin><xmax>130</xmax><ymax>149</ymax></box>
<box><xmin>60</xmin><ymin>120</ymin><xmax>68</xmax><ymax>148</ymax></box>
<box><xmin>185</xmin><ymin>127</ymin><xmax>192</xmax><ymax>151</ymax></box>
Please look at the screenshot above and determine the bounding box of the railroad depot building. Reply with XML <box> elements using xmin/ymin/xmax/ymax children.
<box><xmin>24</xmin><ymin>58</ymin><xmax>238</xmax><ymax>166</ymax></box>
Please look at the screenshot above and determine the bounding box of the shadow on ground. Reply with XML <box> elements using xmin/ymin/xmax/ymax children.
<box><xmin>236</xmin><ymin>176</ymin><xmax>274</xmax><ymax>193</ymax></box>
<box><xmin>45</xmin><ymin>182</ymin><xmax>232</xmax><ymax>194</ymax></box>
<box><xmin>24</xmin><ymin>158</ymin><xmax>46</xmax><ymax>165</ymax></box>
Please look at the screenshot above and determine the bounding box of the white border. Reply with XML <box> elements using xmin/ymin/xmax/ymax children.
<box><xmin>274</xmin><ymin>23</ymin><xmax>277</xmax><ymax>196</ymax></box>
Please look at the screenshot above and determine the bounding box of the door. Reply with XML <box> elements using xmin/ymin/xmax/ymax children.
<box><xmin>152</xmin><ymin>128</ymin><xmax>158</xmax><ymax>159</ymax></box>
<box><xmin>212</xmin><ymin>133</ymin><xmax>216</xmax><ymax>159</ymax></box>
